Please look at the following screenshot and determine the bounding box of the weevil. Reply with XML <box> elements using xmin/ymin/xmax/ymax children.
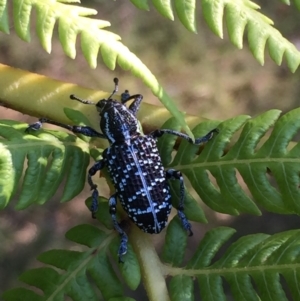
<box><xmin>26</xmin><ymin>78</ymin><xmax>218</xmax><ymax>262</ymax></box>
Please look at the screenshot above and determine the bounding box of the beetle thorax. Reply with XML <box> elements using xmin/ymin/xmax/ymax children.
<box><xmin>98</xmin><ymin>100</ymin><xmax>140</xmax><ymax>144</ymax></box>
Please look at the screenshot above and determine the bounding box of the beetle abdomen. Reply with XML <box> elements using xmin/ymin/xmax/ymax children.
<box><xmin>104</xmin><ymin>135</ymin><xmax>172</xmax><ymax>233</ymax></box>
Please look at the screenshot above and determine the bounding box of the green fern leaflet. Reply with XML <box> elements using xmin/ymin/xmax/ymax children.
<box><xmin>170</xmin><ymin>108</ymin><xmax>300</xmax><ymax>216</ymax></box>
<box><xmin>128</xmin><ymin>0</ymin><xmax>300</xmax><ymax>71</ymax></box>
<box><xmin>0</xmin><ymin>120</ymin><xmax>90</xmax><ymax>210</ymax></box>
<box><xmin>164</xmin><ymin>225</ymin><xmax>300</xmax><ymax>301</ymax></box>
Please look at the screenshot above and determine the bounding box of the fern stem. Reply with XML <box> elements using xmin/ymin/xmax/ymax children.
<box><xmin>130</xmin><ymin>226</ymin><xmax>170</xmax><ymax>301</ymax></box>
<box><xmin>0</xmin><ymin>65</ymin><xmax>210</xmax><ymax>138</ymax></box>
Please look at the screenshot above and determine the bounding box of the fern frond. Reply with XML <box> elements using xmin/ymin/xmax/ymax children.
<box><xmin>163</xmin><ymin>225</ymin><xmax>300</xmax><ymax>301</ymax></box>
<box><xmin>0</xmin><ymin>120</ymin><xmax>90</xmax><ymax>210</ymax></box>
<box><xmin>129</xmin><ymin>0</ymin><xmax>197</xmax><ymax>32</ymax></box>
<box><xmin>170</xmin><ymin>108</ymin><xmax>300</xmax><ymax>215</ymax></box>
<box><xmin>128</xmin><ymin>0</ymin><xmax>300</xmax><ymax>71</ymax></box>
<box><xmin>0</xmin><ymin>0</ymin><xmax>8</xmax><ymax>33</ymax></box>
<box><xmin>2</xmin><ymin>223</ymin><xmax>141</xmax><ymax>301</ymax></box>
<box><xmin>4</xmin><ymin>2</ymin><xmax>192</xmax><ymax>135</ymax></box>
<box><xmin>202</xmin><ymin>0</ymin><xmax>300</xmax><ymax>71</ymax></box>
<box><xmin>4</xmin><ymin>222</ymin><xmax>300</xmax><ymax>300</ymax></box>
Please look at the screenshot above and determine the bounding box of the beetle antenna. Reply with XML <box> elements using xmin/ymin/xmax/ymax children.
<box><xmin>108</xmin><ymin>78</ymin><xmax>119</xmax><ymax>100</ymax></box>
<box><xmin>70</xmin><ymin>94</ymin><xmax>95</xmax><ymax>105</ymax></box>
<box><xmin>70</xmin><ymin>78</ymin><xmax>119</xmax><ymax>104</ymax></box>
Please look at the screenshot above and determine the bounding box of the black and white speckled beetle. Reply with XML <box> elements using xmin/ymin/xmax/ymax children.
<box><xmin>26</xmin><ymin>78</ymin><xmax>219</xmax><ymax>262</ymax></box>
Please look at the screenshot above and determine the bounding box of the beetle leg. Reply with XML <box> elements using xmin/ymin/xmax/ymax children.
<box><xmin>88</xmin><ymin>160</ymin><xmax>105</xmax><ymax>218</ymax></box>
<box><xmin>25</xmin><ymin>118</ymin><xmax>105</xmax><ymax>138</ymax></box>
<box><xmin>166</xmin><ymin>169</ymin><xmax>193</xmax><ymax>236</ymax></box>
<box><xmin>151</xmin><ymin>128</ymin><xmax>219</xmax><ymax>145</ymax></box>
<box><xmin>109</xmin><ymin>193</ymin><xmax>128</xmax><ymax>263</ymax></box>
<box><xmin>121</xmin><ymin>90</ymin><xmax>143</xmax><ymax>116</ymax></box>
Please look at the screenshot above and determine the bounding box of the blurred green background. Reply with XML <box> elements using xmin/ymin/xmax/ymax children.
<box><xmin>1</xmin><ymin>0</ymin><xmax>300</xmax><ymax>299</ymax></box>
